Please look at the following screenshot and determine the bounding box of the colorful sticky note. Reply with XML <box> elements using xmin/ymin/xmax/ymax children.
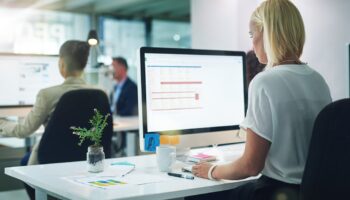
<box><xmin>160</xmin><ymin>135</ymin><xmax>180</xmax><ymax>145</ymax></box>
<box><xmin>145</xmin><ymin>133</ymin><xmax>160</xmax><ymax>152</ymax></box>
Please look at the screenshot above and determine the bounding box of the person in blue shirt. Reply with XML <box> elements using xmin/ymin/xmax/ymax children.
<box><xmin>110</xmin><ymin>57</ymin><xmax>138</xmax><ymax>116</ymax></box>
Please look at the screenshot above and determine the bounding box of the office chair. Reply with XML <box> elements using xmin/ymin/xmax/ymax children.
<box><xmin>37</xmin><ymin>89</ymin><xmax>113</xmax><ymax>164</ymax></box>
<box><xmin>300</xmin><ymin>98</ymin><xmax>350</xmax><ymax>200</ymax></box>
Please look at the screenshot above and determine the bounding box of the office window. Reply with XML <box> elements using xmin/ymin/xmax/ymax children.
<box><xmin>151</xmin><ymin>20</ymin><xmax>191</xmax><ymax>48</ymax></box>
<box><xmin>0</xmin><ymin>8</ymin><xmax>90</xmax><ymax>55</ymax></box>
<box><xmin>101</xmin><ymin>17</ymin><xmax>146</xmax><ymax>82</ymax></box>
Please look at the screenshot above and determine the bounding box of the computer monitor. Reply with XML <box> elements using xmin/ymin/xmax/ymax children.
<box><xmin>348</xmin><ymin>43</ymin><xmax>350</xmax><ymax>97</ymax></box>
<box><xmin>138</xmin><ymin>47</ymin><xmax>247</xmax><ymax>152</ymax></box>
<box><xmin>0</xmin><ymin>53</ymin><xmax>63</xmax><ymax>117</ymax></box>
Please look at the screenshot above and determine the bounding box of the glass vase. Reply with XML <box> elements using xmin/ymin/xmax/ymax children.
<box><xmin>87</xmin><ymin>145</ymin><xmax>105</xmax><ymax>173</ymax></box>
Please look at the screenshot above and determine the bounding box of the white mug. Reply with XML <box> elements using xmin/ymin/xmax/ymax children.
<box><xmin>156</xmin><ymin>145</ymin><xmax>176</xmax><ymax>172</ymax></box>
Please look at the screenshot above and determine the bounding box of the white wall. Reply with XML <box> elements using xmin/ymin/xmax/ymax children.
<box><xmin>191</xmin><ymin>0</ymin><xmax>350</xmax><ymax>100</ymax></box>
<box><xmin>191</xmin><ymin>0</ymin><xmax>237</xmax><ymax>50</ymax></box>
<box><xmin>191</xmin><ymin>0</ymin><xmax>258</xmax><ymax>51</ymax></box>
<box><xmin>293</xmin><ymin>0</ymin><xmax>350</xmax><ymax>100</ymax></box>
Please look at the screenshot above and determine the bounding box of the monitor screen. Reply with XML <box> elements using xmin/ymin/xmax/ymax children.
<box><xmin>139</xmin><ymin>47</ymin><xmax>247</xmax><ymax>137</ymax></box>
<box><xmin>0</xmin><ymin>54</ymin><xmax>63</xmax><ymax>107</ymax></box>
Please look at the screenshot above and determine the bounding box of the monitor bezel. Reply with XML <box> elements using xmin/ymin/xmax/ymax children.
<box><xmin>348</xmin><ymin>43</ymin><xmax>350</xmax><ymax>97</ymax></box>
<box><xmin>140</xmin><ymin>47</ymin><xmax>247</xmax><ymax>137</ymax></box>
<box><xmin>0</xmin><ymin>53</ymin><xmax>59</xmax><ymax>108</ymax></box>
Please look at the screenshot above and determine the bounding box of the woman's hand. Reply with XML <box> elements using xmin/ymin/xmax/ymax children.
<box><xmin>192</xmin><ymin>162</ymin><xmax>213</xmax><ymax>179</ymax></box>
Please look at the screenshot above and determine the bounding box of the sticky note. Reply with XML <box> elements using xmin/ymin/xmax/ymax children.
<box><xmin>145</xmin><ymin>133</ymin><xmax>160</xmax><ymax>152</ymax></box>
<box><xmin>160</xmin><ymin>135</ymin><xmax>180</xmax><ymax>145</ymax></box>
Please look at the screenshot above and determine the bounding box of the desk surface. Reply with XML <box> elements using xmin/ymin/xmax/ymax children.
<box><xmin>113</xmin><ymin>116</ymin><xmax>139</xmax><ymax>132</ymax></box>
<box><xmin>0</xmin><ymin>116</ymin><xmax>139</xmax><ymax>148</ymax></box>
<box><xmin>5</xmin><ymin>144</ymin><xmax>254</xmax><ymax>200</ymax></box>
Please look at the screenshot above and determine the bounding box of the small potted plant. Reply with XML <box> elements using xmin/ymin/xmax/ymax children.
<box><xmin>71</xmin><ymin>109</ymin><xmax>110</xmax><ymax>173</ymax></box>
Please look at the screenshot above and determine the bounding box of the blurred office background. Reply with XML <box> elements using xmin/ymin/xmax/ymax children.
<box><xmin>0</xmin><ymin>0</ymin><xmax>191</xmax><ymax>91</ymax></box>
<box><xmin>0</xmin><ymin>0</ymin><xmax>349</xmax><ymax>198</ymax></box>
<box><xmin>0</xmin><ymin>0</ymin><xmax>191</xmax><ymax>197</ymax></box>
<box><xmin>0</xmin><ymin>0</ymin><xmax>348</xmax><ymax>104</ymax></box>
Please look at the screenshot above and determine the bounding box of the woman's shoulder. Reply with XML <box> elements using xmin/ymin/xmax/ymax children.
<box><xmin>251</xmin><ymin>64</ymin><xmax>317</xmax><ymax>83</ymax></box>
<box><xmin>249</xmin><ymin>69</ymin><xmax>275</xmax><ymax>88</ymax></box>
<box><xmin>248</xmin><ymin>64</ymin><xmax>302</xmax><ymax>92</ymax></box>
<box><xmin>37</xmin><ymin>84</ymin><xmax>61</xmax><ymax>97</ymax></box>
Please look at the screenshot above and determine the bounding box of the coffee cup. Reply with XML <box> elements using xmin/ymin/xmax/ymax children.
<box><xmin>156</xmin><ymin>145</ymin><xmax>176</xmax><ymax>172</ymax></box>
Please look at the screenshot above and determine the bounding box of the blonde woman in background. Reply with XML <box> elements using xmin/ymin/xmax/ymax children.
<box><xmin>187</xmin><ymin>0</ymin><xmax>332</xmax><ymax>199</ymax></box>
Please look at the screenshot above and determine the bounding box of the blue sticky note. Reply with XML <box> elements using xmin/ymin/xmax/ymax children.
<box><xmin>145</xmin><ymin>133</ymin><xmax>160</xmax><ymax>152</ymax></box>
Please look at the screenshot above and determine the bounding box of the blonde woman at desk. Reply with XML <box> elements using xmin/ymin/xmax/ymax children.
<box><xmin>0</xmin><ymin>40</ymin><xmax>94</xmax><ymax>166</ymax></box>
<box><xmin>189</xmin><ymin>0</ymin><xmax>332</xmax><ymax>199</ymax></box>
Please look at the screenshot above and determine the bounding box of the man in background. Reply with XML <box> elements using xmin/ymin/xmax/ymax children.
<box><xmin>110</xmin><ymin>57</ymin><xmax>138</xmax><ymax>116</ymax></box>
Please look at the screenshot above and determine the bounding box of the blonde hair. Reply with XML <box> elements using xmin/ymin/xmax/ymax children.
<box><xmin>251</xmin><ymin>0</ymin><xmax>305</xmax><ymax>67</ymax></box>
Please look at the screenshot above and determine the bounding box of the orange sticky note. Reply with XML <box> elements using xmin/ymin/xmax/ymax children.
<box><xmin>160</xmin><ymin>135</ymin><xmax>180</xmax><ymax>145</ymax></box>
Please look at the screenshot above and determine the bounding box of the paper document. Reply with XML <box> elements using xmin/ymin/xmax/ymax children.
<box><xmin>62</xmin><ymin>162</ymin><xmax>166</xmax><ymax>189</ymax></box>
<box><xmin>63</xmin><ymin>173</ymin><xmax>166</xmax><ymax>189</ymax></box>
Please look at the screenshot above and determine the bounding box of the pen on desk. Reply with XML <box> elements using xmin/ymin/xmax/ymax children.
<box><xmin>121</xmin><ymin>166</ymin><xmax>135</xmax><ymax>177</ymax></box>
<box><xmin>167</xmin><ymin>172</ymin><xmax>194</xmax><ymax>180</ymax></box>
<box><xmin>182</xmin><ymin>167</ymin><xmax>192</xmax><ymax>173</ymax></box>
<box><xmin>110</xmin><ymin>162</ymin><xmax>136</xmax><ymax>177</ymax></box>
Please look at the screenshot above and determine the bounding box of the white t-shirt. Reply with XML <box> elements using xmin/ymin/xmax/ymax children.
<box><xmin>240</xmin><ymin>64</ymin><xmax>332</xmax><ymax>184</ymax></box>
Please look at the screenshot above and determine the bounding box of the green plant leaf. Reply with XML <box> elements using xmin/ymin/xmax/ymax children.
<box><xmin>70</xmin><ymin>109</ymin><xmax>110</xmax><ymax>146</ymax></box>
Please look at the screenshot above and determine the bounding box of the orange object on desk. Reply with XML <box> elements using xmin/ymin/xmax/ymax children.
<box><xmin>160</xmin><ymin>135</ymin><xmax>180</xmax><ymax>145</ymax></box>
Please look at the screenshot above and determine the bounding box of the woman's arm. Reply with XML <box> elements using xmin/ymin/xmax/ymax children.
<box><xmin>192</xmin><ymin>128</ymin><xmax>271</xmax><ymax>180</ymax></box>
<box><xmin>0</xmin><ymin>90</ymin><xmax>48</xmax><ymax>138</ymax></box>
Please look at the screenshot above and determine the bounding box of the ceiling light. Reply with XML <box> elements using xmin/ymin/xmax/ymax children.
<box><xmin>87</xmin><ymin>30</ymin><xmax>98</xmax><ymax>46</ymax></box>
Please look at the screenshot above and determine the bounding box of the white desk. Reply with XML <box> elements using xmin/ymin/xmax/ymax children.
<box><xmin>30</xmin><ymin>116</ymin><xmax>139</xmax><ymax>134</ymax></box>
<box><xmin>0</xmin><ymin>116</ymin><xmax>139</xmax><ymax>149</ymax></box>
<box><xmin>0</xmin><ymin>116</ymin><xmax>139</xmax><ymax>138</ymax></box>
<box><xmin>5</xmin><ymin>144</ymin><xmax>255</xmax><ymax>200</ymax></box>
<box><xmin>113</xmin><ymin>116</ymin><xmax>139</xmax><ymax>132</ymax></box>
<box><xmin>113</xmin><ymin>116</ymin><xmax>139</xmax><ymax>156</ymax></box>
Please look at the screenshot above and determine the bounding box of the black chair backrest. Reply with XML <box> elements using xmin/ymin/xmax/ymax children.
<box><xmin>38</xmin><ymin>89</ymin><xmax>113</xmax><ymax>164</ymax></box>
<box><xmin>300</xmin><ymin>98</ymin><xmax>350</xmax><ymax>200</ymax></box>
